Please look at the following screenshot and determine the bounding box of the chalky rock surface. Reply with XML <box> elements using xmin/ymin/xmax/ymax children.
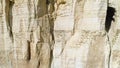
<box><xmin>0</xmin><ymin>0</ymin><xmax>120</xmax><ymax>68</ymax></box>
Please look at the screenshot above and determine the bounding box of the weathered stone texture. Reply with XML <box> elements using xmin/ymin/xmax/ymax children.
<box><xmin>0</xmin><ymin>0</ymin><xmax>120</xmax><ymax>68</ymax></box>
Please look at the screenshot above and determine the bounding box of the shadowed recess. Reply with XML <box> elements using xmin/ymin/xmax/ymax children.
<box><xmin>8</xmin><ymin>1</ymin><xmax>14</xmax><ymax>41</ymax></box>
<box><xmin>105</xmin><ymin>7</ymin><xmax>116</xmax><ymax>32</ymax></box>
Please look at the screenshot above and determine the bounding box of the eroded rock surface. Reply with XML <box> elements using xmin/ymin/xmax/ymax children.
<box><xmin>0</xmin><ymin>0</ymin><xmax>120</xmax><ymax>68</ymax></box>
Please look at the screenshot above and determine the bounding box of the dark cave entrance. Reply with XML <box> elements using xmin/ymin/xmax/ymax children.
<box><xmin>105</xmin><ymin>6</ymin><xmax>116</xmax><ymax>32</ymax></box>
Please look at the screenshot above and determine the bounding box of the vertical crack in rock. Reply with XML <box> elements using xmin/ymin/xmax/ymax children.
<box><xmin>47</xmin><ymin>1</ymin><xmax>55</xmax><ymax>67</ymax></box>
<box><xmin>27</xmin><ymin>40</ymin><xmax>31</xmax><ymax>61</ymax></box>
<box><xmin>48</xmin><ymin>15</ymin><xmax>55</xmax><ymax>68</ymax></box>
<box><xmin>105</xmin><ymin>5</ymin><xmax>116</xmax><ymax>68</ymax></box>
<box><xmin>107</xmin><ymin>35</ymin><xmax>111</xmax><ymax>68</ymax></box>
<box><xmin>8</xmin><ymin>0</ymin><xmax>14</xmax><ymax>41</ymax></box>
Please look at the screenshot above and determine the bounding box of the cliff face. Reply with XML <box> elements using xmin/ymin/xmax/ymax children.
<box><xmin>0</xmin><ymin>0</ymin><xmax>120</xmax><ymax>68</ymax></box>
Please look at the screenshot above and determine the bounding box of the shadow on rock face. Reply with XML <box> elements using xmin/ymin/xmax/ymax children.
<box><xmin>105</xmin><ymin>6</ymin><xmax>116</xmax><ymax>32</ymax></box>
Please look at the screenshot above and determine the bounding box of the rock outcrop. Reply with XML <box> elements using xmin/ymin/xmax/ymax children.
<box><xmin>0</xmin><ymin>0</ymin><xmax>120</xmax><ymax>68</ymax></box>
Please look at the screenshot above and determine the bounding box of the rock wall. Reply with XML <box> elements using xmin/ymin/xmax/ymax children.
<box><xmin>0</xmin><ymin>0</ymin><xmax>120</xmax><ymax>68</ymax></box>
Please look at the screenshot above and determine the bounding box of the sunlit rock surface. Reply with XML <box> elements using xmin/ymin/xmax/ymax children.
<box><xmin>0</xmin><ymin>0</ymin><xmax>120</xmax><ymax>68</ymax></box>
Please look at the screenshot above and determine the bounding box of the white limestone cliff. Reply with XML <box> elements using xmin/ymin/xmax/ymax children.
<box><xmin>0</xmin><ymin>0</ymin><xmax>120</xmax><ymax>68</ymax></box>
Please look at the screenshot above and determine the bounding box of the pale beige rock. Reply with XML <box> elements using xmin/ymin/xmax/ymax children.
<box><xmin>0</xmin><ymin>0</ymin><xmax>120</xmax><ymax>68</ymax></box>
